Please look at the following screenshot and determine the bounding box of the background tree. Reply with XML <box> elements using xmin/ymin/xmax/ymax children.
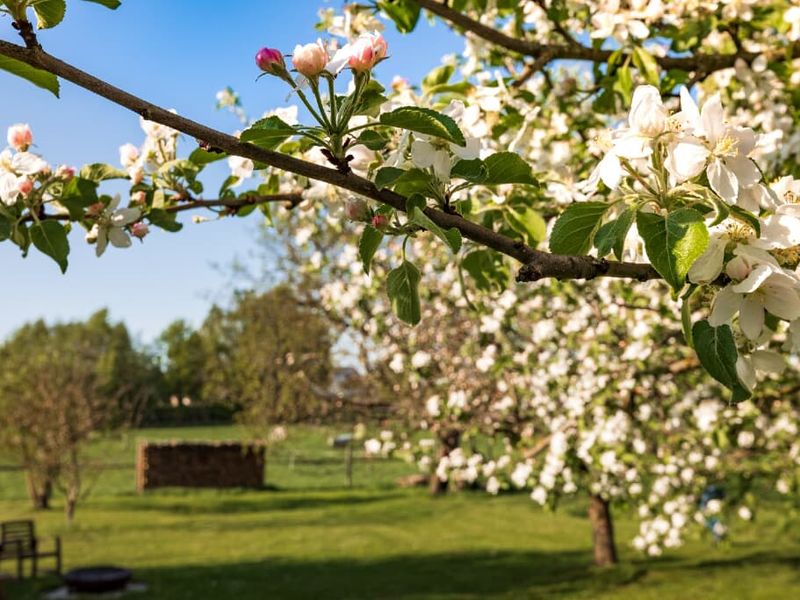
<box><xmin>0</xmin><ymin>311</ymin><xmax>161</xmax><ymax>519</ymax></box>
<box><xmin>202</xmin><ymin>285</ymin><xmax>334</xmax><ymax>429</ymax></box>
<box><xmin>158</xmin><ymin>319</ymin><xmax>208</xmax><ymax>404</ymax></box>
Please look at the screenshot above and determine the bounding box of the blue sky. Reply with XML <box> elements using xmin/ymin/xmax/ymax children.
<box><xmin>0</xmin><ymin>0</ymin><xmax>461</xmax><ymax>343</ymax></box>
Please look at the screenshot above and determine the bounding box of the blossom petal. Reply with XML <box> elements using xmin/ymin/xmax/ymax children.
<box><xmin>699</xmin><ymin>94</ymin><xmax>725</xmax><ymax>142</ymax></box>
<box><xmin>739</xmin><ymin>295</ymin><xmax>765</xmax><ymax>340</ymax></box>
<box><xmin>709</xmin><ymin>286</ymin><xmax>743</xmax><ymax>325</ymax></box>
<box><xmin>763</xmin><ymin>288</ymin><xmax>800</xmax><ymax>321</ymax></box>
<box><xmin>707</xmin><ymin>159</ymin><xmax>738</xmax><ymax>204</ymax></box>
<box><xmin>108</xmin><ymin>227</ymin><xmax>132</xmax><ymax>249</ymax></box>
<box><xmin>732</xmin><ymin>264</ymin><xmax>773</xmax><ymax>293</ymax></box>
<box><xmin>688</xmin><ymin>235</ymin><xmax>726</xmax><ymax>284</ymax></box>
<box><xmin>666</xmin><ymin>138</ymin><xmax>708</xmax><ymax>182</ymax></box>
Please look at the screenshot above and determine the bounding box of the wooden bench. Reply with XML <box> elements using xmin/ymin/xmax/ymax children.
<box><xmin>0</xmin><ymin>520</ymin><xmax>61</xmax><ymax>579</ymax></box>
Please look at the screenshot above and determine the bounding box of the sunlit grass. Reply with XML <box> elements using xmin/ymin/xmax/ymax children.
<box><xmin>2</xmin><ymin>426</ymin><xmax>799</xmax><ymax>599</ymax></box>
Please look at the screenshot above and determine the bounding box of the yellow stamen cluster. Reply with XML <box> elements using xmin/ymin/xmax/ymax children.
<box><xmin>713</xmin><ymin>135</ymin><xmax>739</xmax><ymax>158</ymax></box>
<box><xmin>726</xmin><ymin>222</ymin><xmax>755</xmax><ymax>242</ymax></box>
<box><xmin>772</xmin><ymin>246</ymin><xmax>800</xmax><ymax>269</ymax></box>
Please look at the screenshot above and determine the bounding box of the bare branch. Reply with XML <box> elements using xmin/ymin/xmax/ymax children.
<box><xmin>412</xmin><ymin>0</ymin><xmax>796</xmax><ymax>72</ymax></box>
<box><xmin>0</xmin><ymin>39</ymin><xmax>660</xmax><ymax>283</ymax></box>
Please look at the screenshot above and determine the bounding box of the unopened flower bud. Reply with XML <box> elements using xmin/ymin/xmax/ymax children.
<box><xmin>86</xmin><ymin>202</ymin><xmax>105</xmax><ymax>218</ymax></box>
<box><xmin>131</xmin><ymin>191</ymin><xmax>147</xmax><ymax>205</ymax></box>
<box><xmin>345</xmin><ymin>197</ymin><xmax>369</xmax><ymax>221</ymax></box>
<box><xmin>131</xmin><ymin>222</ymin><xmax>150</xmax><ymax>239</ymax></box>
<box><xmin>348</xmin><ymin>33</ymin><xmax>387</xmax><ymax>72</ymax></box>
<box><xmin>7</xmin><ymin>124</ymin><xmax>32</xmax><ymax>152</ymax></box>
<box><xmin>292</xmin><ymin>40</ymin><xmax>328</xmax><ymax>78</ymax></box>
<box><xmin>371</xmin><ymin>214</ymin><xmax>389</xmax><ymax>229</ymax></box>
<box><xmin>256</xmin><ymin>47</ymin><xmax>286</xmax><ymax>76</ymax></box>
<box><xmin>56</xmin><ymin>165</ymin><xmax>75</xmax><ymax>181</ymax></box>
<box><xmin>17</xmin><ymin>178</ymin><xmax>33</xmax><ymax>196</ymax></box>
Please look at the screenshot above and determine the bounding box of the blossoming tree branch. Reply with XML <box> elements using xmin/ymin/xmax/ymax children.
<box><xmin>1</xmin><ymin>0</ymin><xmax>800</xmax><ymax>400</ymax></box>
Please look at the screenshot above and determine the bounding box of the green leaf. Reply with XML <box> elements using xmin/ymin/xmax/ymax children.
<box><xmin>0</xmin><ymin>55</ymin><xmax>59</xmax><ymax>97</ymax></box>
<box><xmin>462</xmin><ymin>249</ymin><xmax>509</xmax><ymax>292</ymax></box>
<box><xmin>356</xmin><ymin>130</ymin><xmax>389</xmax><ymax>151</ymax></box>
<box><xmin>594</xmin><ymin>207</ymin><xmax>634</xmax><ymax>260</ymax></box>
<box><xmin>409</xmin><ymin>204</ymin><xmax>462</xmax><ymax>253</ymax></box>
<box><xmin>79</xmin><ymin>163</ymin><xmax>128</xmax><ymax>182</ymax></box>
<box><xmin>387</xmin><ymin>261</ymin><xmax>421</xmax><ymax>325</ymax></box>
<box><xmin>188</xmin><ymin>147</ymin><xmax>227</xmax><ymax>166</ymax></box>
<box><xmin>376</xmin><ymin>0</ymin><xmax>420</xmax><ymax>33</ymax></box>
<box><xmin>59</xmin><ymin>177</ymin><xmax>98</xmax><ymax>219</ymax></box>
<box><xmin>0</xmin><ymin>216</ymin><xmax>12</xmax><ymax>242</ymax></box>
<box><xmin>82</xmin><ymin>0</ymin><xmax>121</xmax><ymax>7</ymax></box>
<box><xmin>374</xmin><ymin>167</ymin><xmax>405</xmax><ymax>190</ymax></box>
<box><xmin>692</xmin><ymin>320</ymin><xmax>751</xmax><ymax>402</ymax></box>
<box><xmin>549</xmin><ymin>202</ymin><xmax>610</xmax><ymax>255</ymax></box>
<box><xmin>637</xmin><ymin>208</ymin><xmax>709</xmax><ymax>292</ymax></box>
<box><xmin>633</xmin><ymin>47</ymin><xmax>660</xmax><ymax>86</ymax></box>
<box><xmin>505</xmin><ymin>207</ymin><xmax>547</xmax><ymax>246</ymax></box>
<box><xmin>240</xmin><ymin>116</ymin><xmax>296</xmax><ymax>150</ymax></box>
<box><xmin>359</xmin><ymin>225</ymin><xmax>384</xmax><ymax>275</ymax></box>
<box><xmin>730</xmin><ymin>205</ymin><xmax>761</xmax><ymax>237</ymax></box>
<box><xmin>503</xmin><ymin>207</ymin><xmax>542</xmax><ymax>243</ymax></box>
<box><xmin>422</xmin><ymin>64</ymin><xmax>454</xmax><ymax>93</ymax></box>
<box><xmin>148</xmin><ymin>208</ymin><xmax>183</xmax><ymax>232</ymax></box>
<box><xmin>33</xmin><ymin>0</ymin><xmax>66</xmax><ymax>29</ymax></box>
<box><xmin>30</xmin><ymin>221</ymin><xmax>69</xmax><ymax>273</ymax></box>
<box><xmin>379</xmin><ymin>107</ymin><xmax>466</xmax><ymax>147</ymax></box>
<box><xmin>352</xmin><ymin>81</ymin><xmax>387</xmax><ymax>117</ymax></box>
<box><xmin>451</xmin><ymin>158</ymin><xmax>487</xmax><ymax>184</ymax></box>
<box><xmin>482</xmin><ymin>152</ymin><xmax>538</xmax><ymax>186</ymax></box>
<box><xmin>375</xmin><ymin>168</ymin><xmax>435</xmax><ymax>197</ymax></box>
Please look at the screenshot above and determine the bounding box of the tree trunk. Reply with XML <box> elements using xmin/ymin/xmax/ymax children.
<box><xmin>26</xmin><ymin>472</ymin><xmax>52</xmax><ymax>510</ymax></box>
<box><xmin>588</xmin><ymin>493</ymin><xmax>618</xmax><ymax>567</ymax></box>
<box><xmin>65</xmin><ymin>493</ymin><xmax>78</xmax><ymax>524</ymax></box>
<box><xmin>429</xmin><ymin>428</ymin><xmax>460</xmax><ymax>495</ymax></box>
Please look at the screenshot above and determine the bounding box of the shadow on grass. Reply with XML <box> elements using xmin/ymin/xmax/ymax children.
<box><xmin>100</xmin><ymin>490</ymin><xmax>402</xmax><ymax>516</ymax></box>
<box><xmin>129</xmin><ymin>549</ymin><xmax>627</xmax><ymax>600</ymax></box>
<box><xmin>7</xmin><ymin>549</ymin><xmax>800</xmax><ymax>600</ymax></box>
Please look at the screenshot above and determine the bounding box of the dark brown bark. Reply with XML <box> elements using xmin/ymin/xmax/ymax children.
<box><xmin>26</xmin><ymin>472</ymin><xmax>52</xmax><ymax>510</ymax></box>
<box><xmin>429</xmin><ymin>428</ymin><xmax>461</xmax><ymax>495</ymax></box>
<box><xmin>588</xmin><ymin>494</ymin><xmax>618</xmax><ymax>567</ymax></box>
<box><xmin>412</xmin><ymin>0</ymin><xmax>798</xmax><ymax>72</ymax></box>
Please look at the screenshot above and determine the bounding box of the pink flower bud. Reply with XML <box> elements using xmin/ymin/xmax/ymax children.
<box><xmin>131</xmin><ymin>222</ymin><xmax>150</xmax><ymax>239</ymax></box>
<box><xmin>371</xmin><ymin>214</ymin><xmax>389</xmax><ymax>229</ymax></box>
<box><xmin>56</xmin><ymin>165</ymin><xmax>75</xmax><ymax>181</ymax></box>
<box><xmin>292</xmin><ymin>41</ymin><xmax>328</xmax><ymax>78</ymax></box>
<box><xmin>256</xmin><ymin>47</ymin><xmax>286</xmax><ymax>75</ymax></box>
<box><xmin>345</xmin><ymin>197</ymin><xmax>369</xmax><ymax>221</ymax></box>
<box><xmin>131</xmin><ymin>191</ymin><xmax>147</xmax><ymax>205</ymax></box>
<box><xmin>86</xmin><ymin>202</ymin><xmax>105</xmax><ymax>218</ymax></box>
<box><xmin>17</xmin><ymin>178</ymin><xmax>33</xmax><ymax>196</ymax></box>
<box><xmin>349</xmin><ymin>33</ymin><xmax>387</xmax><ymax>72</ymax></box>
<box><xmin>7</xmin><ymin>123</ymin><xmax>32</xmax><ymax>152</ymax></box>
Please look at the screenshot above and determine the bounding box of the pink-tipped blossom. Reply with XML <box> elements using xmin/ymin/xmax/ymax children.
<box><xmin>131</xmin><ymin>191</ymin><xmax>147</xmax><ymax>205</ymax></box>
<box><xmin>345</xmin><ymin>197</ymin><xmax>369</xmax><ymax>222</ymax></box>
<box><xmin>131</xmin><ymin>222</ymin><xmax>150</xmax><ymax>239</ymax></box>
<box><xmin>17</xmin><ymin>178</ymin><xmax>33</xmax><ymax>196</ymax></box>
<box><xmin>56</xmin><ymin>165</ymin><xmax>75</xmax><ymax>181</ymax></box>
<box><xmin>256</xmin><ymin>47</ymin><xmax>286</xmax><ymax>75</ymax></box>
<box><xmin>292</xmin><ymin>40</ymin><xmax>328</xmax><ymax>78</ymax></box>
<box><xmin>348</xmin><ymin>33</ymin><xmax>387</xmax><ymax>72</ymax></box>
<box><xmin>7</xmin><ymin>124</ymin><xmax>32</xmax><ymax>152</ymax></box>
<box><xmin>371</xmin><ymin>214</ymin><xmax>389</xmax><ymax>229</ymax></box>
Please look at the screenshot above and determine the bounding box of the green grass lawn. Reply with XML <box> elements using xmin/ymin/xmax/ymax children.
<box><xmin>1</xmin><ymin>425</ymin><xmax>799</xmax><ymax>599</ymax></box>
